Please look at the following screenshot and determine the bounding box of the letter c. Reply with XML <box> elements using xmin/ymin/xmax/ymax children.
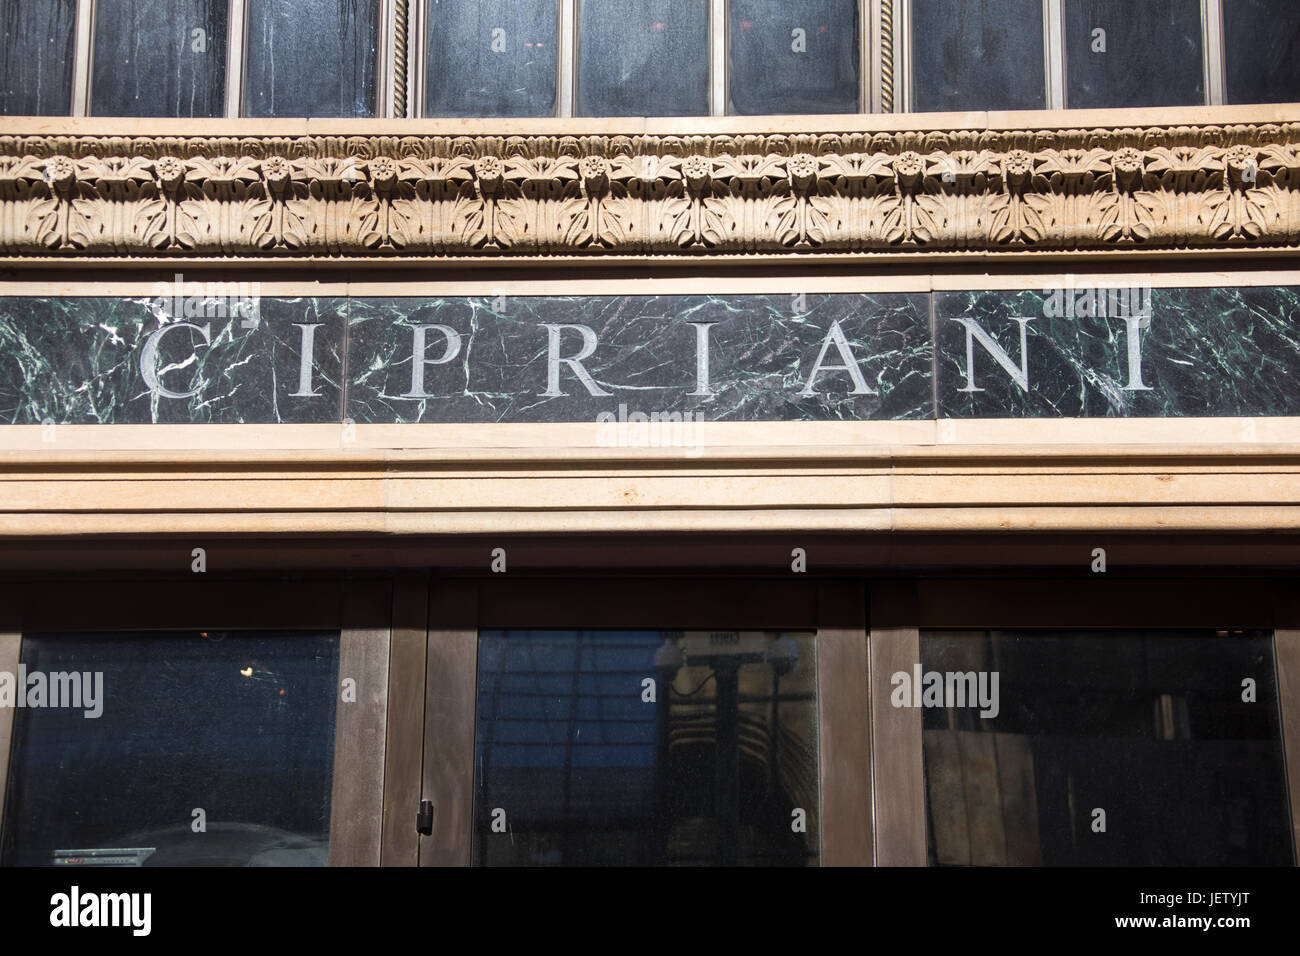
<box><xmin>140</xmin><ymin>322</ymin><xmax>212</xmax><ymax>399</ymax></box>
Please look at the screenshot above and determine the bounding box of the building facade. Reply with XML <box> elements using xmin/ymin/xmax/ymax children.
<box><xmin>0</xmin><ymin>0</ymin><xmax>1298</xmax><ymax>868</ymax></box>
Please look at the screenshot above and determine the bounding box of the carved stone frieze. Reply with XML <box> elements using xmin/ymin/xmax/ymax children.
<box><xmin>1</xmin><ymin>121</ymin><xmax>1299</xmax><ymax>260</ymax></box>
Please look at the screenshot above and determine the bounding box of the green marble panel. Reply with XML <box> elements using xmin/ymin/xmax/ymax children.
<box><xmin>936</xmin><ymin>286</ymin><xmax>1300</xmax><ymax>418</ymax></box>
<box><xmin>0</xmin><ymin>295</ymin><xmax>344</xmax><ymax>424</ymax></box>
<box><xmin>0</xmin><ymin>285</ymin><xmax>1294</xmax><ymax>425</ymax></box>
<box><xmin>344</xmin><ymin>293</ymin><xmax>934</xmax><ymax>423</ymax></box>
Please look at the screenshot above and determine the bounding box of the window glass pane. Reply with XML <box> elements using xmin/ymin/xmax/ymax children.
<box><xmin>728</xmin><ymin>0</ymin><xmax>859</xmax><ymax>115</ymax></box>
<box><xmin>1224</xmin><ymin>0</ymin><xmax>1300</xmax><ymax>105</ymax></box>
<box><xmin>474</xmin><ymin>630</ymin><xmax>819</xmax><ymax>865</ymax></box>
<box><xmin>576</xmin><ymin>0</ymin><xmax>709</xmax><ymax>117</ymax></box>
<box><xmin>920</xmin><ymin>629</ymin><xmax>1292</xmax><ymax>866</ymax></box>
<box><xmin>911</xmin><ymin>0</ymin><xmax>1046</xmax><ymax>112</ymax></box>
<box><xmin>91</xmin><ymin>0</ymin><xmax>228</xmax><ymax>117</ymax></box>
<box><xmin>1</xmin><ymin>630</ymin><xmax>340</xmax><ymax>866</ymax></box>
<box><xmin>243</xmin><ymin>0</ymin><xmax>380</xmax><ymax>117</ymax></box>
<box><xmin>425</xmin><ymin>0</ymin><xmax>558</xmax><ymax>117</ymax></box>
<box><xmin>0</xmin><ymin>0</ymin><xmax>76</xmax><ymax>116</ymax></box>
<box><xmin>1064</xmin><ymin>0</ymin><xmax>1203</xmax><ymax>109</ymax></box>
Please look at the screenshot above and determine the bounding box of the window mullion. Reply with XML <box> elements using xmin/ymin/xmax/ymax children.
<box><xmin>863</xmin><ymin>0</ymin><xmax>875</xmax><ymax>113</ymax></box>
<box><xmin>71</xmin><ymin>0</ymin><xmax>94</xmax><ymax>116</ymax></box>
<box><xmin>1044</xmin><ymin>0</ymin><xmax>1065</xmax><ymax>110</ymax></box>
<box><xmin>410</xmin><ymin>0</ymin><xmax>426</xmax><ymax>119</ymax></box>
<box><xmin>710</xmin><ymin>0</ymin><xmax>726</xmax><ymax>116</ymax></box>
<box><xmin>1202</xmin><ymin>0</ymin><xmax>1225</xmax><ymax>106</ymax></box>
<box><xmin>225</xmin><ymin>0</ymin><xmax>247</xmax><ymax>117</ymax></box>
<box><xmin>874</xmin><ymin>0</ymin><xmax>897</xmax><ymax>113</ymax></box>
<box><xmin>896</xmin><ymin>0</ymin><xmax>910</xmax><ymax>113</ymax></box>
<box><xmin>558</xmin><ymin>0</ymin><xmax>576</xmax><ymax>117</ymax></box>
<box><xmin>378</xmin><ymin>0</ymin><xmax>395</xmax><ymax>118</ymax></box>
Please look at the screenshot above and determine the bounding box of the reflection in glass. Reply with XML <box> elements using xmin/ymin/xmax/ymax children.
<box><xmin>911</xmin><ymin>0</ymin><xmax>1045</xmax><ymax>112</ymax></box>
<box><xmin>1064</xmin><ymin>0</ymin><xmax>1203</xmax><ymax>109</ymax></box>
<box><xmin>91</xmin><ymin>0</ymin><xmax>227</xmax><ymax>117</ymax></box>
<box><xmin>474</xmin><ymin>630</ymin><xmax>819</xmax><ymax>866</ymax></box>
<box><xmin>728</xmin><ymin>0</ymin><xmax>859</xmax><ymax>115</ymax></box>
<box><xmin>425</xmin><ymin>0</ymin><xmax>558</xmax><ymax>117</ymax></box>
<box><xmin>0</xmin><ymin>0</ymin><xmax>76</xmax><ymax>115</ymax></box>
<box><xmin>576</xmin><ymin>0</ymin><xmax>709</xmax><ymax>117</ymax></box>
<box><xmin>920</xmin><ymin>629</ymin><xmax>1292</xmax><ymax>865</ymax></box>
<box><xmin>1</xmin><ymin>631</ymin><xmax>340</xmax><ymax>866</ymax></box>
<box><xmin>243</xmin><ymin>0</ymin><xmax>380</xmax><ymax>117</ymax></box>
<box><xmin>1224</xmin><ymin>0</ymin><xmax>1300</xmax><ymax>105</ymax></box>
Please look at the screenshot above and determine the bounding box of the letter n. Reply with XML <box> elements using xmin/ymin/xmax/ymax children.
<box><xmin>950</xmin><ymin>316</ymin><xmax>1034</xmax><ymax>393</ymax></box>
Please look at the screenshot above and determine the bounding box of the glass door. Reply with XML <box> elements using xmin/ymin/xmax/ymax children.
<box><xmin>868</xmin><ymin>577</ymin><xmax>1300</xmax><ymax>868</ymax></box>
<box><xmin>0</xmin><ymin>580</ymin><xmax>392</xmax><ymax>868</ymax></box>
<box><xmin>412</xmin><ymin>578</ymin><xmax>873</xmax><ymax>867</ymax></box>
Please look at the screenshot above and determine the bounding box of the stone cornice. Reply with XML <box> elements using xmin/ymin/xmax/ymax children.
<box><xmin>2</xmin><ymin>106</ymin><xmax>1299</xmax><ymax>264</ymax></box>
<box><xmin>1</xmin><ymin>423</ymin><xmax>1298</xmax><ymax>536</ymax></box>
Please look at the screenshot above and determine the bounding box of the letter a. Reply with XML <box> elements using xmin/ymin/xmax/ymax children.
<box><xmin>890</xmin><ymin>671</ymin><xmax>911</xmax><ymax>709</ymax></box>
<box><xmin>800</xmin><ymin>321</ymin><xmax>877</xmax><ymax>396</ymax></box>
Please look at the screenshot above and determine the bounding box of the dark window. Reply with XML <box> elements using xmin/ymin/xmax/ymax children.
<box><xmin>473</xmin><ymin>630</ymin><xmax>819</xmax><ymax>866</ymax></box>
<box><xmin>91</xmin><ymin>0</ymin><xmax>227</xmax><ymax>117</ymax></box>
<box><xmin>243</xmin><ymin>0</ymin><xmax>380</xmax><ymax>118</ymax></box>
<box><xmin>921</xmin><ymin>629</ymin><xmax>1293</xmax><ymax>866</ymax></box>
<box><xmin>425</xmin><ymin>0</ymin><xmax>558</xmax><ymax>117</ymax></box>
<box><xmin>728</xmin><ymin>0</ymin><xmax>859</xmax><ymax>115</ymax></box>
<box><xmin>0</xmin><ymin>0</ymin><xmax>76</xmax><ymax>116</ymax></box>
<box><xmin>576</xmin><ymin>0</ymin><xmax>709</xmax><ymax>117</ymax></box>
<box><xmin>1064</xmin><ymin>0</ymin><xmax>1203</xmax><ymax>109</ymax></box>
<box><xmin>911</xmin><ymin>0</ymin><xmax>1046</xmax><ymax>112</ymax></box>
<box><xmin>1224</xmin><ymin>0</ymin><xmax>1300</xmax><ymax>105</ymax></box>
<box><xmin>1</xmin><ymin>630</ymin><xmax>340</xmax><ymax>867</ymax></box>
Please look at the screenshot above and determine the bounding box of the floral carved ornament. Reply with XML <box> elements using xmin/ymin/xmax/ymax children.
<box><xmin>0</xmin><ymin>122</ymin><xmax>1298</xmax><ymax>260</ymax></box>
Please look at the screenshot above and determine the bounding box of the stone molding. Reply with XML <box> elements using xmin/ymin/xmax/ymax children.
<box><xmin>1</xmin><ymin>426</ymin><xmax>1298</xmax><ymax>537</ymax></box>
<box><xmin>2</xmin><ymin>116</ymin><xmax>1300</xmax><ymax>260</ymax></box>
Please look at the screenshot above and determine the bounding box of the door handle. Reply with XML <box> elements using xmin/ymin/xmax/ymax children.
<box><xmin>417</xmin><ymin>799</ymin><xmax>434</xmax><ymax>835</ymax></box>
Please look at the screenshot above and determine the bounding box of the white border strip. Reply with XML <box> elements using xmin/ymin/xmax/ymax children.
<box><xmin>7</xmin><ymin>269</ymin><xmax>1300</xmax><ymax>299</ymax></box>
<box><xmin>1</xmin><ymin>418</ymin><xmax>1297</xmax><ymax>453</ymax></box>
